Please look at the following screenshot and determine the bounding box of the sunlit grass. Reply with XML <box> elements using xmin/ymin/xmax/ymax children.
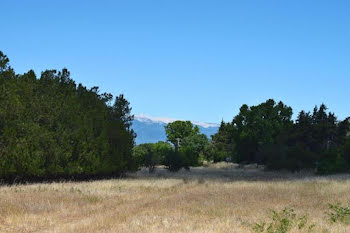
<box><xmin>1</xmin><ymin>164</ymin><xmax>350</xmax><ymax>232</ymax></box>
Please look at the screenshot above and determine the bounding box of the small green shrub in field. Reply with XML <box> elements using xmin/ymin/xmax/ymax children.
<box><xmin>252</xmin><ymin>207</ymin><xmax>315</xmax><ymax>233</ymax></box>
<box><xmin>326</xmin><ymin>203</ymin><xmax>350</xmax><ymax>224</ymax></box>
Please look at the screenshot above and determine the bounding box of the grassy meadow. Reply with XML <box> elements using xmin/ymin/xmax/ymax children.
<box><xmin>1</xmin><ymin>163</ymin><xmax>350</xmax><ymax>233</ymax></box>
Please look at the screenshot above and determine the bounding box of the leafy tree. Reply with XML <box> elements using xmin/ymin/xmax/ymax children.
<box><xmin>211</xmin><ymin>121</ymin><xmax>235</xmax><ymax>162</ymax></box>
<box><xmin>317</xmin><ymin>150</ymin><xmax>348</xmax><ymax>174</ymax></box>
<box><xmin>213</xmin><ymin>99</ymin><xmax>293</xmax><ymax>164</ymax></box>
<box><xmin>181</xmin><ymin>133</ymin><xmax>209</xmax><ymax>166</ymax></box>
<box><xmin>212</xmin><ymin>99</ymin><xmax>349</xmax><ymax>173</ymax></box>
<box><xmin>164</xmin><ymin>121</ymin><xmax>209</xmax><ymax>169</ymax></box>
<box><xmin>133</xmin><ymin>141</ymin><xmax>172</xmax><ymax>172</ymax></box>
<box><xmin>133</xmin><ymin>143</ymin><xmax>156</xmax><ymax>172</ymax></box>
<box><xmin>165</xmin><ymin>121</ymin><xmax>198</xmax><ymax>148</ymax></box>
<box><xmin>153</xmin><ymin>141</ymin><xmax>173</xmax><ymax>165</ymax></box>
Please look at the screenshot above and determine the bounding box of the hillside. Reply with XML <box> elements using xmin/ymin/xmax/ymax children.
<box><xmin>132</xmin><ymin>115</ymin><xmax>219</xmax><ymax>144</ymax></box>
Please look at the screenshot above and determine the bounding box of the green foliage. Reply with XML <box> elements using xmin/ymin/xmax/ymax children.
<box><xmin>0</xmin><ymin>51</ymin><xmax>135</xmax><ymax>180</ymax></box>
<box><xmin>134</xmin><ymin>122</ymin><xmax>210</xmax><ymax>171</ymax></box>
<box><xmin>212</xmin><ymin>99</ymin><xmax>350</xmax><ymax>173</ymax></box>
<box><xmin>285</xmin><ymin>145</ymin><xmax>316</xmax><ymax>171</ymax></box>
<box><xmin>181</xmin><ymin>133</ymin><xmax>209</xmax><ymax>166</ymax></box>
<box><xmin>133</xmin><ymin>143</ymin><xmax>155</xmax><ymax>172</ymax></box>
<box><xmin>0</xmin><ymin>51</ymin><xmax>13</xmax><ymax>75</ymax></box>
<box><xmin>326</xmin><ymin>203</ymin><xmax>350</xmax><ymax>224</ymax></box>
<box><xmin>317</xmin><ymin>150</ymin><xmax>348</xmax><ymax>174</ymax></box>
<box><xmin>252</xmin><ymin>207</ymin><xmax>315</xmax><ymax>233</ymax></box>
<box><xmin>211</xmin><ymin>121</ymin><xmax>235</xmax><ymax>162</ymax></box>
<box><xmin>212</xmin><ymin>99</ymin><xmax>293</xmax><ymax>165</ymax></box>
<box><xmin>234</xmin><ymin>100</ymin><xmax>293</xmax><ymax>163</ymax></box>
<box><xmin>262</xmin><ymin>144</ymin><xmax>288</xmax><ymax>170</ymax></box>
<box><xmin>343</xmin><ymin>139</ymin><xmax>350</xmax><ymax>165</ymax></box>
<box><xmin>163</xmin><ymin>120</ymin><xmax>209</xmax><ymax>170</ymax></box>
<box><xmin>164</xmin><ymin>150</ymin><xmax>186</xmax><ymax>172</ymax></box>
<box><xmin>165</xmin><ymin>121</ymin><xmax>197</xmax><ymax>148</ymax></box>
<box><xmin>153</xmin><ymin>141</ymin><xmax>173</xmax><ymax>164</ymax></box>
<box><xmin>133</xmin><ymin>142</ymin><xmax>172</xmax><ymax>172</ymax></box>
<box><xmin>215</xmin><ymin>150</ymin><xmax>230</xmax><ymax>163</ymax></box>
<box><xmin>264</xmin><ymin>144</ymin><xmax>316</xmax><ymax>172</ymax></box>
<box><xmin>2</xmin><ymin>49</ymin><xmax>349</xmax><ymax>176</ymax></box>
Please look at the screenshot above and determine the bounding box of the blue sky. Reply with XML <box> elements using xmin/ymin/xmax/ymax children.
<box><xmin>1</xmin><ymin>0</ymin><xmax>349</xmax><ymax>123</ymax></box>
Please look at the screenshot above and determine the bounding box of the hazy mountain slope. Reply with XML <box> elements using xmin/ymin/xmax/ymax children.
<box><xmin>132</xmin><ymin>115</ymin><xmax>219</xmax><ymax>144</ymax></box>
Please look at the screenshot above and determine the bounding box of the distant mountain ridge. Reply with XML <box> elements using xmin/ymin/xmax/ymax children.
<box><xmin>132</xmin><ymin>114</ymin><xmax>219</xmax><ymax>145</ymax></box>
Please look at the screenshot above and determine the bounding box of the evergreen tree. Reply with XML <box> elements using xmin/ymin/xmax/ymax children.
<box><xmin>0</xmin><ymin>51</ymin><xmax>136</xmax><ymax>180</ymax></box>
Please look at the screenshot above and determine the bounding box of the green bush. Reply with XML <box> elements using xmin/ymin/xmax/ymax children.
<box><xmin>252</xmin><ymin>207</ymin><xmax>315</xmax><ymax>233</ymax></box>
<box><xmin>326</xmin><ymin>203</ymin><xmax>350</xmax><ymax>224</ymax></box>
<box><xmin>213</xmin><ymin>150</ymin><xmax>231</xmax><ymax>163</ymax></box>
<box><xmin>164</xmin><ymin>150</ymin><xmax>188</xmax><ymax>172</ymax></box>
<box><xmin>133</xmin><ymin>143</ymin><xmax>157</xmax><ymax>172</ymax></box>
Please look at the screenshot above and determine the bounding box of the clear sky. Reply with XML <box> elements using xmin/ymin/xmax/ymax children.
<box><xmin>1</xmin><ymin>0</ymin><xmax>349</xmax><ymax>123</ymax></box>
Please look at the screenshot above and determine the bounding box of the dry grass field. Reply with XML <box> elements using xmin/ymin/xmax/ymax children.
<box><xmin>1</xmin><ymin>163</ymin><xmax>350</xmax><ymax>233</ymax></box>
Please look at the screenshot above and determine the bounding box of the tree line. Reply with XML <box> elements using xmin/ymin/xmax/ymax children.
<box><xmin>212</xmin><ymin>99</ymin><xmax>350</xmax><ymax>173</ymax></box>
<box><xmin>0</xmin><ymin>51</ymin><xmax>136</xmax><ymax>181</ymax></box>
<box><xmin>135</xmin><ymin>101</ymin><xmax>350</xmax><ymax>174</ymax></box>
<box><xmin>1</xmin><ymin>50</ymin><xmax>350</xmax><ymax>179</ymax></box>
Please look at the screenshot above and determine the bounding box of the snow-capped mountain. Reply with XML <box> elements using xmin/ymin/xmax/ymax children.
<box><xmin>132</xmin><ymin>114</ymin><xmax>219</xmax><ymax>145</ymax></box>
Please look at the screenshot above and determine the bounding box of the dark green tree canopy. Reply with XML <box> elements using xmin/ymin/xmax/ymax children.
<box><xmin>228</xmin><ymin>99</ymin><xmax>293</xmax><ymax>162</ymax></box>
<box><xmin>0</xmin><ymin>51</ymin><xmax>10</xmax><ymax>72</ymax></box>
<box><xmin>165</xmin><ymin>120</ymin><xmax>199</xmax><ymax>147</ymax></box>
<box><xmin>0</xmin><ymin>51</ymin><xmax>136</xmax><ymax>180</ymax></box>
<box><xmin>212</xmin><ymin>98</ymin><xmax>350</xmax><ymax>173</ymax></box>
<box><xmin>1</xmin><ymin>50</ymin><xmax>350</xmax><ymax>176</ymax></box>
<box><xmin>163</xmin><ymin>120</ymin><xmax>209</xmax><ymax>170</ymax></box>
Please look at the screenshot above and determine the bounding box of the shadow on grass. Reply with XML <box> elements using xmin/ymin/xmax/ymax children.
<box><xmin>2</xmin><ymin>164</ymin><xmax>350</xmax><ymax>185</ymax></box>
<box><xmin>0</xmin><ymin>173</ymin><xmax>126</xmax><ymax>186</ymax></box>
<box><xmin>126</xmin><ymin>165</ymin><xmax>350</xmax><ymax>182</ymax></box>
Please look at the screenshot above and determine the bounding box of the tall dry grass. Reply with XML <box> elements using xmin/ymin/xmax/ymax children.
<box><xmin>1</xmin><ymin>164</ymin><xmax>350</xmax><ymax>232</ymax></box>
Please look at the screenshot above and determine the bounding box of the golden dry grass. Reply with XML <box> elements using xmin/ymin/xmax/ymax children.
<box><xmin>1</xmin><ymin>165</ymin><xmax>350</xmax><ymax>233</ymax></box>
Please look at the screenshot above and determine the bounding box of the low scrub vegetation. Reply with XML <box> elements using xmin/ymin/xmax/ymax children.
<box><xmin>252</xmin><ymin>203</ymin><xmax>350</xmax><ymax>233</ymax></box>
<box><xmin>327</xmin><ymin>203</ymin><xmax>350</xmax><ymax>225</ymax></box>
<box><xmin>252</xmin><ymin>207</ymin><xmax>315</xmax><ymax>233</ymax></box>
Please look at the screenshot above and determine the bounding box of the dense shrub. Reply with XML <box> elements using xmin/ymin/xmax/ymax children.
<box><xmin>212</xmin><ymin>149</ymin><xmax>231</xmax><ymax>163</ymax></box>
<box><xmin>164</xmin><ymin>150</ymin><xmax>187</xmax><ymax>172</ymax></box>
